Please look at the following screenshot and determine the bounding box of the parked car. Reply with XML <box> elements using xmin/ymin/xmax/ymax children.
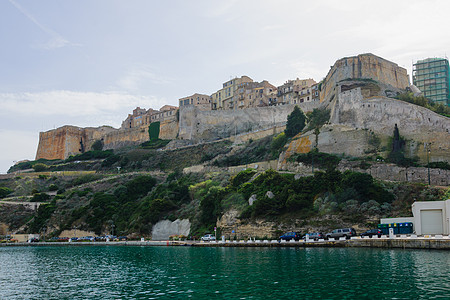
<box><xmin>326</xmin><ymin>228</ymin><xmax>356</xmax><ymax>239</ymax></box>
<box><xmin>303</xmin><ymin>232</ymin><xmax>325</xmax><ymax>241</ymax></box>
<box><xmin>201</xmin><ymin>234</ymin><xmax>216</xmax><ymax>242</ymax></box>
<box><xmin>360</xmin><ymin>229</ymin><xmax>382</xmax><ymax>238</ymax></box>
<box><xmin>279</xmin><ymin>232</ymin><xmax>302</xmax><ymax>241</ymax></box>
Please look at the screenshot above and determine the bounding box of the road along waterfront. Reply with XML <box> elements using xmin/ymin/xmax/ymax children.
<box><xmin>2</xmin><ymin>235</ymin><xmax>450</xmax><ymax>249</ymax></box>
<box><xmin>0</xmin><ymin>245</ymin><xmax>448</xmax><ymax>299</ymax></box>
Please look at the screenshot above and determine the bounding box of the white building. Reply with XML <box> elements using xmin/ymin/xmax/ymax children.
<box><xmin>381</xmin><ymin>199</ymin><xmax>450</xmax><ymax>235</ymax></box>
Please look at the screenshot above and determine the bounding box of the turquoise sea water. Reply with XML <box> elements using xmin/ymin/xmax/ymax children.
<box><xmin>0</xmin><ymin>246</ymin><xmax>449</xmax><ymax>299</ymax></box>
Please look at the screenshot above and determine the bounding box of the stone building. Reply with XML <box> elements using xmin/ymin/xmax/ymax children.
<box><xmin>121</xmin><ymin>105</ymin><xmax>178</xmax><ymax>130</ymax></box>
<box><xmin>211</xmin><ymin>76</ymin><xmax>253</xmax><ymax>110</ymax></box>
<box><xmin>179</xmin><ymin>93</ymin><xmax>212</xmax><ymax>110</ymax></box>
<box><xmin>276</xmin><ymin>78</ymin><xmax>316</xmax><ymax>105</ymax></box>
<box><xmin>149</xmin><ymin>105</ymin><xmax>178</xmax><ymax>123</ymax></box>
<box><xmin>231</xmin><ymin>80</ymin><xmax>277</xmax><ymax>109</ymax></box>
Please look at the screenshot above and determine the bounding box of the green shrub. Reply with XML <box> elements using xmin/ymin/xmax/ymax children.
<box><xmin>199</xmin><ymin>186</ymin><xmax>225</xmax><ymax>227</ymax></box>
<box><xmin>271</xmin><ymin>132</ymin><xmax>287</xmax><ymax>157</ymax></box>
<box><xmin>125</xmin><ymin>175</ymin><xmax>157</xmax><ymax>199</ymax></box>
<box><xmin>396</xmin><ymin>92</ymin><xmax>450</xmax><ymax>118</ymax></box>
<box><xmin>429</xmin><ymin>161</ymin><xmax>450</xmax><ymax>170</ymax></box>
<box><xmin>140</xmin><ymin>139</ymin><xmax>170</xmax><ymax>149</ymax></box>
<box><xmin>71</xmin><ymin>174</ymin><xmax>102</xmax><ymax>186</ymax></box>
<box><xmin>229</xmin><ymin>169</ymin><xmax>256</xmax><ymax>189</ymax></box>
<box><xmin>31</xmin><ymin>193</ymin><xmax>51</xmax><ymax>202</ymax></box>
<box><xmin>33</xmin><ymin>163</ymin><xmax>48</xmax><ymax>172</ymax></box>
<box><xmin>66</xmin><ymin>150</ymin><xmax>114</xmax><ymax>162</ymax></box>
<box><xmin>0</xmin><ymin>187</ymin><xmax>13</xmax><ymax>198</ymax></box>
<box><xmin>291</xmin><ymin>150</ymin><xmax>341</xmax><ymax>170</ymax></box>
<box><xmin>48</xmin><ymin>184</ymin><xmax>58</xmax><ymax>191</ymax></box>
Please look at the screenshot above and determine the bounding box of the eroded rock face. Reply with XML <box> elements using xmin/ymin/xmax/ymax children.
<box><xmin>151</xmin><ymin>219</ymin><xmax>191</xmax><ymax>240</ymax></box>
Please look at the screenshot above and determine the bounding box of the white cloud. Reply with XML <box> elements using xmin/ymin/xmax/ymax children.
<box><xmin>0</xmin><ymin>90</ymin><xmax>169</xmax><ymax>131</ymax></box>
<box><xmin>0</xmin><ymin>129</ymin><xmax>38</xmax><ymax>174</ymax></box>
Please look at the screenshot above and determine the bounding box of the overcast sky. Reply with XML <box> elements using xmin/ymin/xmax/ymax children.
<box><xmin>1</xmin><ymin>0</ymin><xmax>449</xmax><ymax>174</ymax></box>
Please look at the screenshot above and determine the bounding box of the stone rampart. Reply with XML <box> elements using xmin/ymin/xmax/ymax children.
<box><xmin>321</xmin><ymin>53</ymin><xmax>410</xmax><ymax>103</ymax></box>
<box><xmin>179</xmin><ymin>102</ymin><xmax>319</xmax><ymax>141</ymax></box>
<box><xmin>333</xmin><ymin>88</ymin><xmax>450</xmax><ymax>162</ymax></box>
<box><xmin>36</xmin><ymin>126</ymin><xmax>117</xmax><ymax>160</ymax></box>
<box><xmin>36</xmin><ymin>118</ymin><xmax>180</xmax><ymax>160</ymax></box>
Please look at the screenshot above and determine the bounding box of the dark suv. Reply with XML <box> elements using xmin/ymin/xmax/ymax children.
<box><xmin>360</xmin><ymin>229</ymin><xmax>382</xmax><ymax>238</ymax></box>
<box><xmin>303</xmin><ymin>232</ymin><xmax>325</xmax><ymax>241</ymax></box>
<box><xmin>279</xmin><ymin>232</ymin><xmax>302</xmax><ymax>241</ymax></box>
<box><xmin>326</xmin><ymin>228</ymin><xmax>356</xmax><ymax>240</ymax></box>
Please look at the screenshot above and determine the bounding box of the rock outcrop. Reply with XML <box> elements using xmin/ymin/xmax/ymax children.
<box><xmin>151</xmin><ymin>219</ymin><xmax>191</xmax><ymax>240</ymax></box>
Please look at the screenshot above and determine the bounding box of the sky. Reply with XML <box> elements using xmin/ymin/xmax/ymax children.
<box><xmin>1</xmin><ymin>0</ymin><xmax>449</xmax><ymax>174</ymax></box>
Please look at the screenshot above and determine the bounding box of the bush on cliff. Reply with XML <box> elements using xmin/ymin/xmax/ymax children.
<box><xmin>395</xmin><ymin>92</ymin><xmax>450</xmax><ymax>118</ymax></box>
<box><xmin>65</xmin><ymin>150</ymin><xmax>114</xmax><ymax>162</ymax></box>
<box><xmin>290</xmin><ymin>150</ymin><xmax>341</xmax><ymax>170</ymax></box>
<box><xmin>270</xmin><ymin>132</ymin><xmax>287</xmax><ymax>157</ymax></box>
<box><xmin>33</xmin><ymin>163</ymin><xmax>48</xmax><ymax>172</ymax></box>
<box><xmin>0</xmin><ymin>187</ymin><xmax>13</xmax><ymax>198</ymax></box>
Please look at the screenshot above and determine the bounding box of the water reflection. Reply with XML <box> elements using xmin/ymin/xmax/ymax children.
<box><xmin>0</xmin><ymin>246</ymin><xmax>448</xmax><ymax>299</ymax></box>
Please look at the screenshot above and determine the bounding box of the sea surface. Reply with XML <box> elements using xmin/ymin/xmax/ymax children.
<box><xmin>0</xmin><ymin>246</ymin><xmax>449</xmax><ymax>299</ymax></box>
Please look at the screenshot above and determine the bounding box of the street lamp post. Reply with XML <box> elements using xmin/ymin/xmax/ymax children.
<box><xmin>425</xmin><ymin>143</ymin><xmax>431</xmax><ymax>185</ymax></box>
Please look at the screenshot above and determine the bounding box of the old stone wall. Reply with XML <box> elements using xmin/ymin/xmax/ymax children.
<box><xmin>320</xmin><ymin>53</ymin><xmax>410</xmax><ymax>103</ymax></box>
<box><xmin>159</xmin><ymin>119</ymin><xmax>179</xmax><ymax>140</ymax></box>
<box><xmin>333</xmin><ymin>88</ymin><xmax>450</xmax><ymax>162</ymax></box>
<box><xmin>179</xmin><ymin>102</ymin><xmax>320</xmax><ymax>142</ymax></box>
<box><xmin>36</xmin><ymin>126</ymin><xmax>118</xmax><ymax>160</ymax></box>
<box><xmin>36</xmin><ymin>118</ymin><xmax>180</xmax><ymax>160</ymax></box>
<box><xmin>280</xmin><ymin>159</ymin><xmax>449</xmax><ymax>186</ymax></box>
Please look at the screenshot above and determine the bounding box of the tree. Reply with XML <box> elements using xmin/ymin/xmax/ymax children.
<box><xmin>91</xmin><ymin>140</ymin><xmax>103</xmax><ymax>151</ymax></box>
<box><xmin>285</xmin><ymin>106</ymin><xmax>306</xmax><ymax>137</ymax></box>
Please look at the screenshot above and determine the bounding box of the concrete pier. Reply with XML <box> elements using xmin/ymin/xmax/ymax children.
<box><xmin>1</xmin><ymin>236</ymin><xmax>449</xmax><ymax>250</ymax></box>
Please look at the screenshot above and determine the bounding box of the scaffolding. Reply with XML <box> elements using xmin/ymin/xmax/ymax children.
<box><xmin>413</xmin><ymin>57</ymin><xmax>450</xmax><ymax>106</ymax></box>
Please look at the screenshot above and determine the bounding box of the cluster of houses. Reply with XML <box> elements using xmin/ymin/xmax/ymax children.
<box><xmin>121</xmin><ymin>75</ymin><xmax>319</xmax><ymax>130</ymax></box>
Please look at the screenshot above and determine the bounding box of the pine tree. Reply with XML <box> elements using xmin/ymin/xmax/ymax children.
<box><xmin>284</xmin><ymin>106</ymin><xmax>306</xmax><ymax>137</ymax></box>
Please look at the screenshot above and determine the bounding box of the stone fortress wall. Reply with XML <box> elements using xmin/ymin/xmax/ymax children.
<box><xmin>178</xmin><ymin>101</ymin><xmax>320</xmax><ymax>142</ymax></box>
<box><xmin>36</xmin><ymin>53</ymin><xmax>448</xmax><ymax>164</ymax></box>
<box><xmin>282</xmin><ymin>87</ymin><xmax>450</xmax><ymax>165</ymax></box>
<box><xmin>320</xmin><ymin>53</ymin><xmax>410</xmax><ymax>103</ymax></box>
